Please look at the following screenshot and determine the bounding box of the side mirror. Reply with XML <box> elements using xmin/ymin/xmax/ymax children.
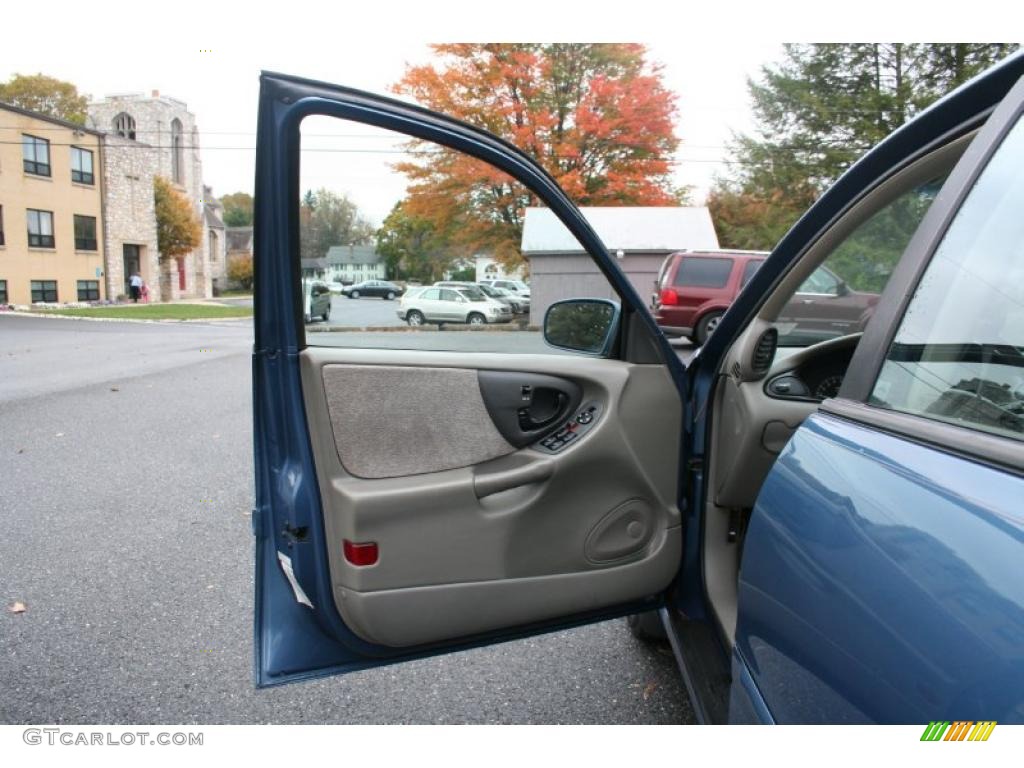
<box><xmin>544</xmin><ymin>299</ymin><xmax>619</xmax><ymax>356</ymax></box>
<box><xmin>836</xmin><ymin>280</ymin><xmax>850</xmax><ymax>296</ymax></box>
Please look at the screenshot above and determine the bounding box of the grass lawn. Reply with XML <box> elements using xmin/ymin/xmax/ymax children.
<box><xmin>36</xmin><ymin>304</ymin><xmax>254</xmax><ymax>320</ymax></box>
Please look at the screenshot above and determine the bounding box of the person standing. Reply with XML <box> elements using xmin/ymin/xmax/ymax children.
<box><xmin>129</xmin><ymin>273</ymin><xmax>143</xmax><ymax>303</ymax></box>
<box><xmin>140</xmin><ymin>281</ymin><xmax>150</xmax><ymax>303</ymax></box>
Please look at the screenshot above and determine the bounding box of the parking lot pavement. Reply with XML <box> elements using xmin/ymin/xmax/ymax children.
<box><xmin>323</xmin><ymin>294</ymin><xmax>407</xmax><ymax>327</ymax></box>
<box><xmin>0</xmin><ymin>316</ymin><xmax>694</xmax><ymax>724</ymax></box>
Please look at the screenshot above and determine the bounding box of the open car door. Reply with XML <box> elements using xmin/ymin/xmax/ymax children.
<box><xmin>252</xmin><ymin>72</ymin><xmax>690</xmax><ymax>686</ymax></box>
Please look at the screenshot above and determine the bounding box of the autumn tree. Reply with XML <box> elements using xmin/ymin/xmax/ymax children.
<box><xmin>220</xmin><ymin>192</ymin><xmax>254</xmax><ymax>227</ymax></box>
<box><xmin>299</xmin><ymin>188</ymin><xmax>374</xmax><ymax>261</ymax></box>
<box><xmin>0</xmin><ymin>73</ymin><xmax>89</xmax><ymax>124</ymax></box>
<box><xmin>227</xmin><ymin>254</ymin><xmax>254</xmax><ymax>290</ymax></box>
<box><xmin>154</xmin><ymin>176</ymin><xmax>202</xmax><ymax>260</ymax></box>
<box><xmin>710</xmin><ymin>43</ymin><xmax>1018</xmax><ymax>250</ymax></box>
<box><xmin>393</xmin><ymin>44</ymin><xmax>682</xmax><ymax>269</ymax></box>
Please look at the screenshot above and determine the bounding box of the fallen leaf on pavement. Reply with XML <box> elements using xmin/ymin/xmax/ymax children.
<box><xmin>8</xmin><ymin>601</ymin><xmax>27</xmax><ymax>614</ymax></box>
<box><xmin>110</xmin><ymin>387</ymin><xmax>120</xmax><ymax>392</ymax></box>
<box><xmin>642</xmin><ymin>681</ymin><xmax>657</xmax><ymax>701</ymax></box>
<box><xmin>55</xmin><ymin>433</ymin><xmax>64</xmax><ymax>438</ymax></box>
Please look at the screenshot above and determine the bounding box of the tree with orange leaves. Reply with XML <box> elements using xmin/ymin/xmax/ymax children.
<box><xmin>391</xmin><ymin>44</ymin><xmax>682</xmax><ymax>270</ymax></box>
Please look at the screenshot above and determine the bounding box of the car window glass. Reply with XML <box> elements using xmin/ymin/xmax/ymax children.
<box><xmin>673</xmin><ymin>257</ymin><xmax>733</xmax><ymax>289</ymax></box>
<box><xmin>775</xmin><ymin>175</ymin><xmax>948</xmax><ymax>347</ymax></box>
<box><xmin>798</xmin><ymin>267</ymin><xmax>840</xmax><ymax>295</ymax></box>
<box><xmin>870</xmin><ymin>116</ymin><xmax>1024</xmax><ymax>443</ymax></box>
<box><xmin>740</xmin><ymin>259</ymin><xmax>762</xmax><ymax>288</ymax></box>
<box><xmin>299</xmin><ymin>116</ymin><xmax>618</xmax><ymax>355</ymax></box>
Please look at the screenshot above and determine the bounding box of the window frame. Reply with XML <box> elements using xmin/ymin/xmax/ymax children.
<box><xmin>76</xmin><ymin>280</ymin><xmax>100</xmax><ymax>301</ymax></box>
<box><xmin>74</xmin><ymin>214</ymin><xmax>98</xmax><ymax>251</ymax></box>
<box><xmin>22</xmin><ymin>134</ymin><xmax>51</xmax><ymax>177</ymax></box>
<box><xmin>825</xmin><ymin>75</ymin><xmax>1024</xmax><ymax>474</ymax></box>
<box><xmin>27</xmin><ymin>209</ymin><xmax>55</xmax><ymax>249</ymax></box>
<box><xmin>0</xmin><ymin>204</ymin><xmax>5</xmax><ymax>246</ymax></box>
<box><xmin>0</xmin><ymin>280</ymin><xmax>7</xmax><ymax>304</ymax></box>
<box><xmin>71</xmin><ymin>146</ymin><xmax>95</xmax><ymax>185</ymax></box>
<box><xmin>30</xmin><ymin>280</ymin><xmax>58</xmax><ymax>303</ymax></box>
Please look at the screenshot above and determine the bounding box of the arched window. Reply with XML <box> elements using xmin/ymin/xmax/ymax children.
<box><xmin>171</xmin><ymin>119</ymin><xmax>184</xmax><ymax>184</ymax></box>
<box><xmin>113</xmin><ymin>112</ymin><xmax>136</xmax><ymax>140</ymax></box>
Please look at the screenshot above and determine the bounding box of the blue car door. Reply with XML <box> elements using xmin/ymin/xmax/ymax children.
<box><xmin>251</xmin><ymin>72</ymin><xmax>689</xmax><ymax>686</ymax></box>
<box><xmin>730</xmin><ymin>75</ymin><xmax>1024</xmax><ymax>723</ymax></box>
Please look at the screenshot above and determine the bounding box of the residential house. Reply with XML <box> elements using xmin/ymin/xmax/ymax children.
<box><xmin>323</xmin><ymin>244</ymin><xmax>386</xmax><ymax>284</ymax></box>
<box><xmin>0</xmin><ymin>102</ymin><xmax>106</xmax><ymax>306</ymax></box>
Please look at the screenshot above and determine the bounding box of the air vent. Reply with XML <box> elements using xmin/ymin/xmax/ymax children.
<box><xmin>751</xmin><ymin>328</ymin><xmax>778</xmax><ymax>376</ymax></box>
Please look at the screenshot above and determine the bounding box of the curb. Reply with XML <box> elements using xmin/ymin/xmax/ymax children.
<box><xmin>2</xmin><ymin>311</ymin><xmax>253</xmax><ymax>325</ymax></box>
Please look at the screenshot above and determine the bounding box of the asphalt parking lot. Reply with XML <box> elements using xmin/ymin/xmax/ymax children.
<box><xmin>0</xmin><ymin>314</ymin><xmax>694</xmax><ymax>724</ymax></box>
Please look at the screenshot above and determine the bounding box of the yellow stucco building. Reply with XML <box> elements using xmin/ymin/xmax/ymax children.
<box><xmin>0</xmin><ymin>103</ymin><xmax>106</xmax><ymax>306</ymax></box>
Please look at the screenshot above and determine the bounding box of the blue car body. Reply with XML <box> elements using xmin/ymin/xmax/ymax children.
<box><xmin>252</xmin><ymin>53</ymin><xmax>1024</xmax><ymax>721</ymax></box>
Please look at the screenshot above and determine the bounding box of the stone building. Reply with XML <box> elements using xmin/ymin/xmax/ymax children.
<box><xmin>87</xmin><ymin>91</ymin><xmax>216</xmax><ymax>301</ymax></box>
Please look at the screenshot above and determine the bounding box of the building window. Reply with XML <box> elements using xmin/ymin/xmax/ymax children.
<box><xmin>31</xmin><ymin>280</ymin><xmax>58</xmax><ymax>303</ymax></box>
<box><xmin>22</xmin><ymin>134</ymin><xmax>51</xmax><ymax>176</ymax></box>
<box><xmin>71</xmin><ymin>147</ymin><xmax>95</xmax><ymax>185</ymax></box>
<box><xmin>27</xmin><ymin>209</ymin><xmax>55</xmax><ymax>248</ymax></box>
<box><xmin>77</xmin><ymin>280</ymin><xmax>100</xmax><ymax>301</ymax></box>
<box><xmin>209</xmin><ymin>230</ymin><xmax>218</xmax><ymax>261</ymax></box>
<box><xmin>0</xmin><ymin>280</ymin><xmax>7</xmax><ymax>304</ymax></box>
<box><xmin>74</xmin><ymin>215</ymin><xmax>98</xmax><ymax>251</ymax></box>
<box><xmin>0</xmin><ymin>205</ymin><xmax>5</xmax><ymax>246</ymax></box>
<box><xmin>171</xmin><ymin>118</ymin><xmax>184</xmax><ymax>184</ymax></box>
<box><xmin>113</xmin><ymin>112</ymin><xmax>136</xmax><ymax>140</ymax></box>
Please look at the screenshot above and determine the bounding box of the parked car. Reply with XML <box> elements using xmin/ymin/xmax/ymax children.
<box><xmin>326</xmin><ymin>281</ymin><xmax>346</xmax><ymax>294</ymax></box>
<box><xmin>252</xmin><ymin>55</ymin><xmax>1024</xmax><ymax>723</ymax></box>
<box><xmin>435</xmin><ymin>281</ymin><xmax>528</xmax><ymax>314</ymax></box>
<box><xmin>652</xmin><ymin>251</ymin><xmax>879</xmax><ymax>345</ymax></box>
<box><xmin>397</xmin><ymin>285</ymin><xmax>513</xmax><ymax>326</ymax></box>
<box><xmin>479</xmin><ymin>278</ymin><xmax>530</xmax><ymax>298</ymax></box>
<box><xmin>302</xmin><ymin>279</ymin><xmax>331</xmax><ymax>323</ymax></box>
<box><xmin>341</xmin><ymin>280</ymin><xmax>404</xmax><ymax>300</ymax></box>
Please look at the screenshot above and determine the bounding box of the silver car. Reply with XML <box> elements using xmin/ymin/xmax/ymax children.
<box><xmin>397</xmin><ymin>285</ymin><xmax>512</xmax><ymax>326</ymax></box>
<box><xmin>435</xmin><ymin>281</ymin><xmax>528</xmax><ymax>314</ymax></box>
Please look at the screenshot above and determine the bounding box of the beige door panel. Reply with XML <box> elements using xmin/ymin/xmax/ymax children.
<box><xmin>299</xmin><ymin>348</ymin><xmax>682</xmax><ymax>648</ymax></box>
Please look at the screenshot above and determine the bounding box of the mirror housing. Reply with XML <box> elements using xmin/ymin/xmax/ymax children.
<box><xmin>543</xmin><ymin>299</ymin><xmax>620</xmax><ymax>356</ymax></box>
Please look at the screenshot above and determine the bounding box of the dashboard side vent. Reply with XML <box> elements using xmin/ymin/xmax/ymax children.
<box><xmin>752</xmin><ymin>329</ymin><xmax>778</xmax><ymax>376</ymax></box>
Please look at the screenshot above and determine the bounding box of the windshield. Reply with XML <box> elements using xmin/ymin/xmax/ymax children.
<box><xmin>477</xmin><ymin>284</ymin><xmax>501</xmax><ymax>297</ymax></box>
<box><xmin>774</xmin><ymin>176</ymin><xmax>947</xmax><ymax>347</ymax></box>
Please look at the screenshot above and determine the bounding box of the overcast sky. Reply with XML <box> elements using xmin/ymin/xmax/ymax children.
<box><xmin>3</xmin><ymin>1</ymin><xmax>1009</xmax><ymax>225</ymax></box>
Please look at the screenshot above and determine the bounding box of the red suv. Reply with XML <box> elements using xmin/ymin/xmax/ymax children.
<box><xmin>652</xmin><ymin>250</ymin><xmax>768</xmax><ymax>343</ymax></box>
<box><xmin>652</xmin><ymin>250</ymin><xmax>880</xmax><ymax>345</ymax></box>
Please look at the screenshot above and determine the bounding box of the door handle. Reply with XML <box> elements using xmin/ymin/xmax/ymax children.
<box><xmin>518</xmin><ymin>388</ymin><xmax>568</xmax><ymax>431</ymax></box>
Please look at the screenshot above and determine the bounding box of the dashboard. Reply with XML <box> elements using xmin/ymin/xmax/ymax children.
<box><xmin>764</xmin><ymin>340</ymin><xmax>858</xmax><ymax>403</ymax></box>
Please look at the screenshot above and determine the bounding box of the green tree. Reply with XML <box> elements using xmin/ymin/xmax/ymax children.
<box><xmin>710</xmin><ymin>43</ymin><xmax>1018</xmax><ymax>251</ymax></box>
<box><xmin>220</xmin><ymin>192</ymin><xmax>253</xmax><ymax>227</ymax></box>
<box><xmin>0</xmin><ymin>73</ymin><xmax>89</xmax><ymax>124</ymax></box>
<box><xmin>375</xmin><ymin>201</ymin><xmax>456</xmax><ymax>282</ymax></box>
<box><xmin>154</xmin><ymin>176</ymin><xmax>202</xmax><ymax>260</ymax></box>
<box><xmin>299</xmin><ymin>188</ymin><xmax>374</xmax><ymax>261</ymax></box>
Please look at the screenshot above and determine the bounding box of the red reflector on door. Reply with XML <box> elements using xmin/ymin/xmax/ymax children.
<box><xmin>343</xmin><ymin>540</ymin><xmax>379</xmax><ymax>566</ymax></box>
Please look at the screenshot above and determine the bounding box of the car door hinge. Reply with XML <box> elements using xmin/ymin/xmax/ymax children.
<box><xmin>250</xmin><ymin>507</ymin><xmax>263</xmax><ymax>538</ymax></box>
<box><xmin>687</xmin><ymin>456</ymin><xmax>703</xmax><ymax>472</ymax></box>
